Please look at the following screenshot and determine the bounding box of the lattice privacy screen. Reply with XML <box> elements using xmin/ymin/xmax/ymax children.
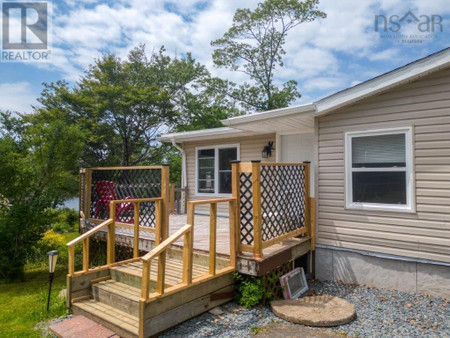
<box><xmin>89</xmin><ymin>168</ymin><xmax>161</xmax><ymax>228</ymax></box>
<box><xmin>260</xmin><ymin>165</ymin><xmax>307</xmax><ymax>241</ymax></box>
<box><xmin>239</xmin><ymin>165</ymin><xmax>307</xmax><ymax>245</ymax></box>
<box><xmin>239</xmin><ymin>172</ymin><xmax>254</xmax><ymax>245</ymax></box>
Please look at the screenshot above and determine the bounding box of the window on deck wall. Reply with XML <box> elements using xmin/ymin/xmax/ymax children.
<box><xmin>196</xmin><ymin>145</ymin><xmax>239</xmax><ymax>195</ymax></box>
<box><xmin>345</xmin><ymin>127</ymin><xmax>413</xmax><ymax>212</ymax></box>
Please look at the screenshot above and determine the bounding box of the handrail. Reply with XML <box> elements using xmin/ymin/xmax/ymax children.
<box><xmin>141</xmin><ymin>223</ymin><xmax>193</xmax><ymax>300</ymax></box>
<box><xmin>88</xmin><ymin>165</ymin><xmax>164</xmax><ymax>170</ymax></box>
<box><xmin>67</xmin><ymin>218</ymin><xmax>113</xmax><ymax>247</ymax></box>
<box><xmin>142</xmin><ymin>224</ymin><xmax>192</xmax><ymax>262</ymax></box>
<box><xmin>188</xmin><ymin>197</ymin><xmax>236</xmax><ymax>205</ymax></box>
<box><xmin>110</xmin><ymin>197</ymin><xmax>162</xmax><ymax>205</ymax></box>
<box><xmin>67</xmin><ymin>197</ymin><xmax>164</xmax><ymax>276</ymax></box>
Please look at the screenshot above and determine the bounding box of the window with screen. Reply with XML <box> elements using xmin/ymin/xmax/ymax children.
<box><xmin>197</xmin><ymin>148</ymin><xmax>215</xmax><ymax>194</ymax></box>
<box><xmin>345</xmin><ymin>128</ymin><xmax>413</xmax><ymax>212</ymax></box>
<box><xmin>196</xmin><ymin>145</ymin><xmax>239</xmax><ymax>195</ymax></box>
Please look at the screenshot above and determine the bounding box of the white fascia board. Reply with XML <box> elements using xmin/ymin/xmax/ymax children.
<box><xmin>315</xmin><ymin>49</ymin><xmax>450</xmax><ymax>116</ymax></box>
<box><xmin>221</xmin><ymin>103</ymin><xmax>315</xmax><ymax>126</ymax></box>
<box><xmin>157</xmin><ymin>127</ymin><xmax>248</xmax><ymax>143</ymax></box>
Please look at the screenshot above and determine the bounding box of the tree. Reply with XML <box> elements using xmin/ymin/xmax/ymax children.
<box><xmin>144</xmin><ymin>46</ymin><xmax>241</xmax><ymax>132</ymax></box>
<box><xmin>0</xmin><ymin>112</ymin><xmax>84</xmax><ymax>280</ymax></box>
<box><xmin>36</xmin><ymin>45</ymin><xmax>240</xmax><ymax>168</ymax></box>
<box><xmin>211</xmin><ymin>0</ymin><xmax>326</xmax><ymax>111</ymax></box>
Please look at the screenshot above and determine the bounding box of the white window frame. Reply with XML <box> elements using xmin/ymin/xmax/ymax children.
<box><xmin>195</xmin><ymin>143</ymin><xmax>240</xmax><ymax>197</ymax></box>
<box><xmin>345</xmin><ymin>127</ymin><xmax>414</xmax><ymax>213</ymax></box>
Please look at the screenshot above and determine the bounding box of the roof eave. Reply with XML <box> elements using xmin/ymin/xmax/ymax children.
<box><xmin>157</xmin><ymin>127</ymin><xmax>249</xmax><ymax>143</ymax></box>
<box><xmin>315</xmin><ymin>49</ymin><xmax>450</xmax><ymax>116</ymax></box>
<box><xmin>221</xmin><ymin>103</ymin><xmax>315</xmax><ymax>126</ymax></box>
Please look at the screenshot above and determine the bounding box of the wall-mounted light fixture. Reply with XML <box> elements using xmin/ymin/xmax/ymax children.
<box><xmin>262</xmin><ymin>141</ymin><xmax>274</xmax><ymax>158</ymax></box>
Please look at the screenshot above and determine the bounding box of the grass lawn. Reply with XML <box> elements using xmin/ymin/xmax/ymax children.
<box><xmin>0</xmin><ymin>232</ymin><xmax>78</xmax><ymax>337</ymax></box>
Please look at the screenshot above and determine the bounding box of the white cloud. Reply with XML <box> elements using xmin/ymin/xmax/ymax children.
<box><xmin>0</xmin><ymin>82</ymin><xmax>37</xmax><ymax>113</ymax></box>
<box><xmin>4</xmin><ymin>0</ymin><xmax>448</xmax><ymax>110</ymax></box>
<box><xmin>302</xmin><ymin>77</ymin><xmax>346</xmax><ymax>91</ymax></box>
<box><xmin>367</xmin><ymin>48</ymin><xmax>401</xmax><ymax>61</ymax></box>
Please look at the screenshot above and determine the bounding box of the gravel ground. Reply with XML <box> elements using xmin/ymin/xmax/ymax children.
<box><xmin>163</xmin><ymin>280</ymin><xmax>450</xmax><ymax>337</ymax></box>
<box><xmin>35</xmin><ymin>314</ymin><xmax>75</xmax><ymax>337</ymax></box>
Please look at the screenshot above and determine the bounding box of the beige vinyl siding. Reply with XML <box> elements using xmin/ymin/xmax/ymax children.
<box><xmin>317</xmin><ymin>67</ymin><xmax>450</xmax><ymax>263</ymax></box>
<box><xmin>184</xmin><ymin>133</ymin><xmax>276</xmax><ymax>214</ymax></box>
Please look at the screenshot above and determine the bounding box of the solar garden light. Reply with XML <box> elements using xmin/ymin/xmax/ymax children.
<box><xmin>46</xmin><ymin>250</ymin><xmax>59</xmax><ymax>311</ymax></box>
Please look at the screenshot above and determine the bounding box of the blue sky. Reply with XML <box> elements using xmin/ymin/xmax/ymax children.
<box><xmin>0</xmin><ymin>0</ymin><xmax>449</xmax><ymax>113</ymax></box>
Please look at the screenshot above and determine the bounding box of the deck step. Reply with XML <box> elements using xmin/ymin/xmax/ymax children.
<box><xmin>92</xmin><ymin>280</ymin><xmax>140</xmax><ymax>317</ymax></box>
<box><xmin>110</xmin><ymin>259</ymin><xmax>209</xmax><ymax>289</ymax></box>
<box><xmin>72</xmin><ymin>299</ymin><xmax>138</xmax><ymax>338</ymax></box>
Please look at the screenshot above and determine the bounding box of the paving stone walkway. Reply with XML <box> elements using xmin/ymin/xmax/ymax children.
<box><xmin>50</xmin><ymin>315</ymin><xmax>118</xmax><ymax>338</ymax></box>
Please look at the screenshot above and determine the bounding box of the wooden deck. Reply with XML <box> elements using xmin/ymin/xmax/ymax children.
<box><xmin>70</xmin><ymin>162</ymin><xmax>314</xmax><ymax>337</ymax></box>
<box><xmin>109</xmin><ymin>214</ymin><xmax>231</xmax><ymax>255</ymax></box>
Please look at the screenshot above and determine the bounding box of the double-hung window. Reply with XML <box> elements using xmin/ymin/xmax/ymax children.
<box><xmin>196</xmin><ymin>144</ymin><xmax>239</xmax><ymax>196</ymax></box>
<box><xmin>345</xmin><ymin>127</ymin><xmax>414</xmax><ymax>212</ymax></box>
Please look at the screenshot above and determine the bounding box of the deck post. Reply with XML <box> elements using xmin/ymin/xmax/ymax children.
<box><xmin>107</xmin><ymin>201</ymin><xmax>116</xmax><ymax>265</ymax></box>
<box><xmin>231</xmin><ymin>161</ymin><xmax>241</xmax><ymax>258</ymax></box>
<box><xmin>209</xmin><ymin>203</ymin><xmax>217</xmax><ymax>276</ymax></box>
<box><xmin>82</xmin><ymin>238</ymin><xmax>89</xmax><ymax>272</ymax></box>
<box><xmin>84</xmin><ymin>168</ymin><xmax>92</xmax><ymax>222</ymax></box>
<box><xmin>228</xmin><ymin>199</ymin><xmax>237</xmax><ymax>268</ymax></box>
<box><xmin>68</xmin><ymin>245</ymin><xmax>74</xmax><ymax>276</ymax></box>
<box><xmin>186</xmin><ymin>202</ymin><xmax>194</xmax><ymax>283</ymax></box>
<box><xmin>251</xmin><ymin>160</ymin><xmax>263</xmax><ymax>259</ymax></box>
<box><xmin>182</xmin><ymin>228</ymin><xmax>193</xmax><ymax>285</ymax></box>
<box><xmin>141</xmin><ymin>261</ymin><xmax>150</xmax><ymax>300</ymax></box>
<box><xmin>155</xmin><ymin>199</ymin><xmax>162</xmax><ymax>245</ymax></box>
<box><xmin>157</xmin><ymin>164</ymin><xmax>170</xmax><ymax>295</ymax></box>
<box><xmin>161</xmin><ymin>165</ymin><xmax>170</xmax><ymax>241</ymax></box>
<box><xmin>133</xmin><ymin>202</ymin><xmax>140</xmax><ymax>258</ymax></box>
<box><xmin>303</xmin><ymin>162</ymin><xmax>311</xmax><ymax>242</ymax></box>
<box><xmin>169</xmin><ymin>183</ymin><xmax>175</xmax><ymax>214</ymax></box>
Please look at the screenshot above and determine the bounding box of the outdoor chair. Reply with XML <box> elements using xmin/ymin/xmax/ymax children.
<box><xmin>93</xmin><ymin>181</ymin><xmax>134</xmax><ymax>223</ymax></box>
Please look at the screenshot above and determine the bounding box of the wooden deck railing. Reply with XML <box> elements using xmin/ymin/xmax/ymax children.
<box><xmin>79</xmin><ymin>165</ymin><xmax>167</xmax><ymax>228</ymax></box>
<box><xmin>232</xmin><ymin>161</ymin><xmax>314</xmax><ymax>259</ymax></box>
<box><xmin>139</xmin><ymin>197</ymin><xmax>237</xmax><ymax>302</ymax></box>
<box><xmin>140</xmin><ymin>223</ymin><xmax>193</xmax><ymax>300</ymax></box>
<box><xmin>67</xmin><ymin>197</ymin><xmax>164</xmax><ymax>276</ymax></box>
<box><xmin>187</xmin><ymin>198</ymin><xmax>238</xmax><ymax>272</ymax></box>
<box><xmin>70</xmin><ymin>163</ymin><xmax>171</xmax><ymax>277</ymax></box>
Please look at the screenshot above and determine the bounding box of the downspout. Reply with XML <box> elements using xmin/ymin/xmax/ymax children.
<box><xmin>171</xmin><ymin>138</ymin><xmax>186</xmax><ymax>188</ymax></box>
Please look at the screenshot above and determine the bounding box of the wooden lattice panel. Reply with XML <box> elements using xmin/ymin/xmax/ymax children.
<box><xmin>262</xmin><ymin>261</ymin><xmax>294</xmax><ymax>303</ymax></box>
<box><xmin>79</xmin><ymin>171</ymin><xmax>86</xmax><ymax>214</ymax></box>
<box><xmin>260</xmin><ymin>165</ymin><xmax>307</xmax><ymax>241</ymax></box>
<box><xmin>239</xmin><ymin>172</ymin><xmax>254</xmax><ymax>245</ymax></box>
<box><xmin>89</xmin><ymin>168</ymin><xmax>161</xmax><ymax>227</ymax></box>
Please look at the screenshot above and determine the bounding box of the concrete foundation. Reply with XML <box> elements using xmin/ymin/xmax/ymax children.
<box><xmin>315</xmin><ymin>246</ymin><xmax>450</xmax><ymax>298</ymax></box>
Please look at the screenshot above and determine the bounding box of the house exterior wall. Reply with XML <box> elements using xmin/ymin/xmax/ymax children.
<box><xmin>183</xmin><ymin>133</ymin><xmax>276</xmax><ymax>214</ymax></box>
<box><xmin>316</xmin><ymin>67</ymin><xmax>450</xmax><ymax>264</ymax></box>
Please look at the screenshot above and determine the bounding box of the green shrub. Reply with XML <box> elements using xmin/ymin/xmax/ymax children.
<box><xmin>34</xmin><ymin>229</ymin><xmax>68</xmax><ymax>264</ymax></box>
<box><xmin>47</xmin><ymin>208</ymin><xmax>78</xmax><ymax>233</ymax></box>
<box><xmin>234</xmin><ymin>273</ymin><xmax>266</xmax><ymax>308</ymax></box>
<box><xmin>30</xmin><ymin>228</ymin><xmax>82</xmax><ymax>270</ymax></box>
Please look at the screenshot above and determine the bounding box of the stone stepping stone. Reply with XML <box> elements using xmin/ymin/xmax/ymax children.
<box><xmin>271</xmin><ymin>295</ymin><xmax>356</xmax><ymax>327</ymax></box>
<box><xmin>50</xmin><ymin>315</ymin><xmax>119</xmax><ymax>338</ymax></box>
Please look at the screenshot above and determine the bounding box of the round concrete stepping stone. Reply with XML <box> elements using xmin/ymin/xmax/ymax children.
<box><xmin>271</xmin><ymin>295</ymin><xmax>356</xmax><ymax>327</ymax></box>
